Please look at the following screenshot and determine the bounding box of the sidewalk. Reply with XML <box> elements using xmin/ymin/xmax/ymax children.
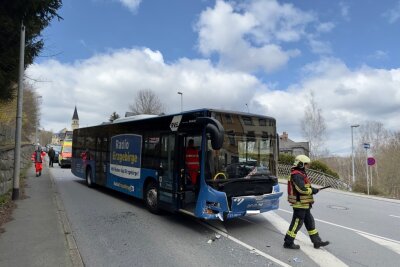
<box><xmin>0</xmin><ymin>165</ymin><xmax>83</xmax><ymax>267</ymax></box>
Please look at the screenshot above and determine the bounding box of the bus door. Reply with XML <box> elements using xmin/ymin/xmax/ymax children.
<box><xmin>157</xmin><ymin>134</ymin><xmax>178</xmax><ymax>211</ymax></box>
<box><xmin>95</xmin><ymin>136</ymin><xmax>107</xmax><ymax>186</ymax></box>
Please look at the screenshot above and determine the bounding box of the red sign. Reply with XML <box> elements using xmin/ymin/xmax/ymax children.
<box><xmin>367</xmin><ymin>157</ymin><xmax>376</xmax><ymax>166</ymax></box>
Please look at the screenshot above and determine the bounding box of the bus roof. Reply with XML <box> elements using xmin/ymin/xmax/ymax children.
<box><xmin>79</xmin><ymin>108</ymin><xmax>275</xmax><ymax>130</ymax></box>
<box><xmin>112</xmin><ymin>114</ymin><xmax>159</xmax><ymax>123</ymax></box>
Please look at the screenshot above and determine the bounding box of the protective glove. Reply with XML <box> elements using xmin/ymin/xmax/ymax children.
<box><xmin>312</xmin><ymin>187</ymin><xmax>319</xmax><ymax>195</ymax></box>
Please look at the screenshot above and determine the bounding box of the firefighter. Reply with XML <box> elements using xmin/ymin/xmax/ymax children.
<box><xmin>31</xmin><ymin>146</ymin><xmax>46</xmax><ymax>177</ymax></box>
<box><xmin>185</xmin><ymin>139</ymin><xmax>200</xmax><ymax>186</ymax></box>
<box><xmin>283</xmin><ymin>155</ymin><xmax>330</xmax><ymax>249</ymax></box>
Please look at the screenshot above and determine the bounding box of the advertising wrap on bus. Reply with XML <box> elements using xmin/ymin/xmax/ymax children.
<box><xmin>108</xmin><ymin>134</ymin><xmax>142</xmax><ymax>193</ymax></box>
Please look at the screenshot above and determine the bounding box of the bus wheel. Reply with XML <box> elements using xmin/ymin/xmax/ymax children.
<box><xmin>86</xmin><ymin>168</ymin><xmax>94</xmax><ymax>188</ymax></box>
<box><xmin>145</xmin><ymin>182</ymin><xmax>159</xmax><ymax>214</ymax></box>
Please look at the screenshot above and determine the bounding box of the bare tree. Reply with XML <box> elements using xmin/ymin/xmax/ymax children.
<box><xmin>109</xmin><ymin>111</ymin><xmax>120</xmax><ymax>122</ymax></box>
<box><xmin>300</xmin><ymin>91</ymin><xmax>327</xmax><ymax>158</ymax></box>
<box><xmin>0</xmin><ymin>83</ymin><xmax>39</xmax><ymax>144</ymax></box>
<box><xmin>129</xmin><ymin>89</ymin><xmax>165</xmax><ymax>115</ymax></box>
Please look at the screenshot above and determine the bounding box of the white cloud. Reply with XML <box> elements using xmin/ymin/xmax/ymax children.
<box><xmin>316</xmin><ymin>22</ymin><xmax>335</xmax><ymax>33</ymax></box>
<box><xmin>195</xmin><ymin>0</ymin><xmax>321</xmax><ymax>72</ymax></box>
<box><xmin>308</xmin><ymin>38</ymin><xmax>332</xmax><ymax>54</ymax></box>
<box><xmin>383</xmin><ymin>1</ymin><xmax>400</xmax><ymax>23</ymax></box>
<box><xmin>367</xmin><ymin>50</ymin><xmax>388</xmax><ymax>60</ymax></box>
<box><xmin>252</xmin><ymin>58</ymin><xmax>400</xmax><ymax>154</ymax></box>
<box><xmin>117</xmin><ymin>0</ymin><xmax>141</xmax><ymax>13</ymax></box>
<box><xmin>27</xmin><ymin>48</ymin><xmax>263</xmax><ymax>132</ymax></box>
<box><xmin>339</xmin><ymin>2</ymin><xmax>350</xmax><ymax>21</ymax></box>
<box><xmin>27</xmin><ymin>49</ymin><xmax>400</xmax><ymax>156</ymax></box>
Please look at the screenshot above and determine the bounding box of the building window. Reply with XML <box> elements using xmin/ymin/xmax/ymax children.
<box><xmin>242</xmin><ymin>116</ymin><xmax>253</xmax><ymax>125</ymax></box>
<box><xmin>227</xmin><ymin>130</ymin><xmax>235</xmax><ymax>145</ymax></box>
<box><xmin>259</xmin><ymin>119</ymin><xmax>266</xmax><ymax>126</ymax></box>
<box><xmin>225</xmin><ymin>114</ymin><xmax>232</xmax><ymax>124</ymax></box>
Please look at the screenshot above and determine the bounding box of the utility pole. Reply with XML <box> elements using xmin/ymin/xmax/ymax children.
<box><xmin>351</xmin><ymin>124</ymin><xmax>360</xmax><ymax>184</ymax></box>
<box><xmin>12</xmin><ymin>23</ymin><xmax>25</xmax><ymax>200</ymax></box>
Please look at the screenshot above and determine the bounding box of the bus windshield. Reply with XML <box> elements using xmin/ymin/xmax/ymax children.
<box><xmin>206</xmin><ymin>134</ymin><xmax>276</xmax><ymax>181</ymax></box>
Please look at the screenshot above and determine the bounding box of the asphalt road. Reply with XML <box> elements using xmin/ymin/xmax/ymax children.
<box><xmin>50</xmin><ymin>166</ymin><xmax>400</xmax><ymax>267</ymax></box>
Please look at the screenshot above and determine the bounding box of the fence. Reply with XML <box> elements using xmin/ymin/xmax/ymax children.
<box><xmin>278</xmin><ymin>164</ymin><xmax>350</xmax><ymax>191</ymax></box>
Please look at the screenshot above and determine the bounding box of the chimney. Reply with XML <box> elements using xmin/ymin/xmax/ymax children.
<box><xmin>281</xmin><ymin>131</ymin><xmax>288</xmax><ymax>141</ymax></box>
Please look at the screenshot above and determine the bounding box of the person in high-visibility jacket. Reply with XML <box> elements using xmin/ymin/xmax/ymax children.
<box><xmin>283</xmin><ymin>155</ymin><xmax>330</xmax><ymax>249</ymax></box>
<box><xmin>31</xmin><ymin>146</ymin><xmax>46</xmax><ymax>177</ymax></box>
<box><xmin>185</xmin><ymin>139</ymin><xmax>200</xmax><ymax>186</ymax></box>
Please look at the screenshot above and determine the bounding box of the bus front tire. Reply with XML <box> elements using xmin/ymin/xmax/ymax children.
<box><xmin>145</xmin><ymin>182</ymin><xmax>160</xmax><ymax>214</ymax></box>
<box><xmin>86</xmin><ymin>168</ymin><xmax>94</xmax><ymax>188</ymax></box>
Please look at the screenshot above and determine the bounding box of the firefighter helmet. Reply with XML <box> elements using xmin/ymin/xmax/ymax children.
<box><xmin>293</xmin><ymin>155</ymin><xmax>311</xmax><ymax>168</ymax></box>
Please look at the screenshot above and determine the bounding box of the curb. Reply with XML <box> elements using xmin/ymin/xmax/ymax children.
<box><xmin>49</xmin><ymin>172</ymin><xmax>84</xmax><ymax>267</ymax></box>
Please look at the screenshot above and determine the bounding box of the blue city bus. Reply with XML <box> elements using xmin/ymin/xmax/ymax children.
<box><xmin>71</xmin><ymin>109</ymin><xmax>283</xmax><ymax>220</ymax></box>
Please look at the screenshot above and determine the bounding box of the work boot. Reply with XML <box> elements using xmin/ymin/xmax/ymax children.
<box><xmin>310</xmin><ymin>233</ymin><xmax>329</xmax><ymax>249</ymax></box>
<box><xmin>39</xmin><ymin>171</ymin><xmax>41</xmax><ymax>176</ymax></box>
<box><xmin>283</xmin><ymin>242</ymin><xmax>300</xmax><ymax>249</ymax></box>
<box><xmin>313</xmin><ymin>240</ymin><xmax>330</xmax><ymax>249</ymax></box>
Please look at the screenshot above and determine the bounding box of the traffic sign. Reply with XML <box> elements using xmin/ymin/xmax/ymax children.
<box><xmin>367</xmin><ymin>157</ymin><xmax>375</xmax><ymax>166</ymax></box>
<box><xmin>363</xmin><ymin>143</ymin><xmax>370</xmax><ymax>149</ymax></box>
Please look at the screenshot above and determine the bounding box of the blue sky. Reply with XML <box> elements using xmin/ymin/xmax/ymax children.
<box><xmin>27</xmin><ymin>0</ymin><xmax>400</xmax><ymax>155</ymax></box>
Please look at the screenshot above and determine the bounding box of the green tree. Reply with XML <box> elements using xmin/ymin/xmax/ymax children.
<box><xmin>0</xmin><ymin>0</ymin><xmax>63</xmax><ymax>101</ymax></box>
<box><xmin>278</xmin><ymin>153</ymin><xmax>295</xmax><ymax>165</ymax></box>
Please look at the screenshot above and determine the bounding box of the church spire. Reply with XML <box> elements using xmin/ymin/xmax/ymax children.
<box><xmin>72</xmin><ymin>106</ymin><xmax>79</xmax><ymax>120</ymax></box>
<box><xmin>71</xmin><ymin>106</ymin><xmax>79</xmax><ymax>130</ymax></box>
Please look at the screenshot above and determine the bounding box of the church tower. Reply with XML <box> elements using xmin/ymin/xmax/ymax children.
<box><xmin>71</xmin><ymin>106</ymin><xmax>79</xmax><ymax>130</ymax></box>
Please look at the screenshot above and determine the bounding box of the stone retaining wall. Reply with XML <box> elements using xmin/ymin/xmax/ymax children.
<box><xmin>0</xmin><ymin>144</ymin><xmax>34</xmax><ymax>195</ymax></box>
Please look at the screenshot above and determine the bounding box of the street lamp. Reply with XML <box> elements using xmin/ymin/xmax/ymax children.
<box><xmin>364</xmin><ymin>143</ymin><xmax>371</xmax><ymax>195</ymax></box>
<box><xmin>245</xmin><ymin>103</ymin><xmax>249</xmax><ymax>113</ymax></box>
<box><xmin>177</xmin><ymin>91</ymin><xmax>183</xmax><ymax>112</ymax></box>
<box><xmin>35</xmin><ymin>96</ymin><xmax>43</xmax><ymax>145</ymax></box>
<box><xmin>351</xmin><ymin>124</ymin><xmax>360</xmax><ymax>184</ymax></box>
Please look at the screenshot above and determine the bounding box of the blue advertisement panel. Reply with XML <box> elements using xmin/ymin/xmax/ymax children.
<box><xmin>110</xmin><ymin>134</ymin><xmax>142</xmax><ymax>180</ymax></box>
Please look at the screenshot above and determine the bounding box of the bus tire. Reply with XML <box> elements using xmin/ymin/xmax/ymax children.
<box><xmin>86</xmin><ymin>168</ymin><xmax>94</xmax><ymax>188</ymax></box>
<box><xmin>145</xmin><ymin>181</ymin><xmax>160</xmax><ymax>214</ymax></box>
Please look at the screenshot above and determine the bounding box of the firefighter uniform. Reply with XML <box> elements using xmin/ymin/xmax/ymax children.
<box><xmin>185</xmin><ymin>140</ymin><xmax>200</xmax><ymax>185</ymax></box>
<box><xmin>284</xmin><ymin>155</ymin><xmax>330</xmax><ymax>249</ymax></box>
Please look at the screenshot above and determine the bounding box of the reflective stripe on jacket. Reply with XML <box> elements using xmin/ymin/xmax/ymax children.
<box><xmin>185</xmin><ymin>147</ymin><xmax>199</xmax><ymax>171</ymax></box>
<box><xmin>287</xmin><ymin>168</ymin><xmax>314</xmax><ymax>209</ymax></box>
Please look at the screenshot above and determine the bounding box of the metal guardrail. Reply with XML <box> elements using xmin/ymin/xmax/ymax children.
<box><xmin>278</xmin><ymin>164</ymin><xmax>350</xmax><ymax>191</ymax></box>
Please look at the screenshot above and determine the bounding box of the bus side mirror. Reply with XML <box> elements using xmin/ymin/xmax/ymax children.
<box><xmin>206</xmin><ymin>124</ymin><xmax>223</xmax><ymax>150</ymax></box>
<box><xmin>196</xmin><ymin>117</ymin><xmax>225</xmax><ymax>150</ymax></box>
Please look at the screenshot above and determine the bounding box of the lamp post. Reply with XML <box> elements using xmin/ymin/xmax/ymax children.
<box><xmin>351</xmin><ymin>124</ymin><xmax>360</xmax><ymax>184</ymax></box>
<box><xmin>177</xmin><ymin>91</ymin><xmax>183</xmax><ymax>112</ymax></box>
<box><xmin>12</xmin><ymin>22</ymin><xmax>25</xmax><ymax>200</ymax></box>
<box><xmin>364</xmin><ymin>143</ymin><xmax>370</xmax><ymax>195</ymax></box>
<box><xmin>245</xmin><ymin>103</ymin><xmax>249</xmax><ymax>113</ymax></box>
<box><xmin>35</xmin><ymin>95</ymin><xmax>43</xmax><ymax>144</ymax></box>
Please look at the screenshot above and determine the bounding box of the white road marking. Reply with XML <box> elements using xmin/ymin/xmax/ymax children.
<box><xmin>199</xmin><ymin>221</ymin><xmax>291</xmax><ymax>267</ymax></box>
<box><xmin>358</xmin><ymin>232</ymin><xmax>400</xmax><ymax>255</ymax></box>
<box><xmin>262</xmin><ymin>212</ymin><xmax>348</xmax><ymax>267</ymax></box>
<box><xmin>389</xmin><ymin>214</ymin><xmax>400</xmax><ymax>219</ymax></box>
<box><xmin>279</xmin><ymin>208</ymin><xmax>400</xmax><ymax>245</ymax></box>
